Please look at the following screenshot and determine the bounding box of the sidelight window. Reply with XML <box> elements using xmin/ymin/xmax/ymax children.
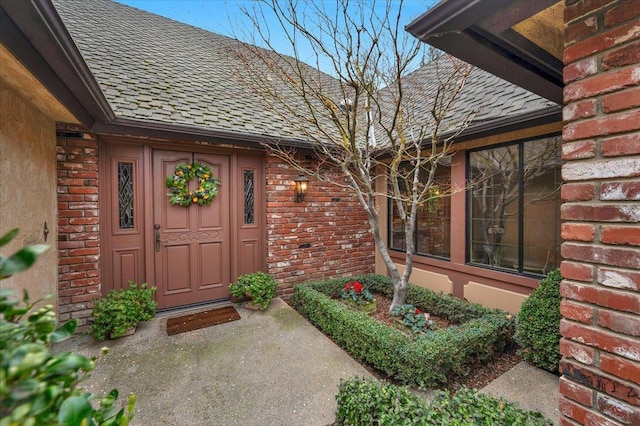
<box><xmin>244</xmin><ymin>170</ymin><xmax>255</xmax><ymax>224</ymax></box>
<box><xmin>118</xmin><ymin>162</ymin><xmax>134</xmax><ymax>229</ymax></box>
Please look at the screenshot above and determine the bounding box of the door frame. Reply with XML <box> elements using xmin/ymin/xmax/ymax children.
<box><xmin>99</xmin><ymin>135</ymin><xmax>266</xmax><ymax>304</ymax></box>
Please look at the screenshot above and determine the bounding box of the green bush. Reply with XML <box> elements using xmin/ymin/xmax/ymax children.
<box><xmin>292</xmin><ymin>274</ymin><xmax>515</xmax><ymax>388</ymax></box>
<box><xmin>0</xmin><ymin>228</ymin><xmax>135</xmax><ymax>425</ymax></box>
<box><xmin>232</xmin><ymin>272</ymin><xmax>277</xmax><ymax>310</ymax></box>
<box><xmin>88</xmin><ymin>281</ymin><xmax>157</xmax><ymax>340</ymax></box>
<box><xmin>336</xmin><ymin>377</ymin><xmax>426</xmax><ymax>425</ymax></box>
<box><xmin>391</xmin><ymin>304</ymin><xmax>435</xmax><ymax>334</ymax></box>
<box><xmin>335</xmin><ymin>377</ymin><xmax>552</xmax><ymax>426</ymax></box>
<box><xmin>515</xmin><ymin>269</ymin><xmax>563</xmax><ymax>373</ymax></box>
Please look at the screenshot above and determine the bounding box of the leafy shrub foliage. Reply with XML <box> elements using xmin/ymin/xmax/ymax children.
<box><xmin>87</xmin><ymin>281</ymin><xmax>157</xmax><ymax>340</ymax></box>
<box><xmin>515</xmin><ymin>269</ymin><xmax>563</xmax><ymax>373</ymax></box>
<box><xmin>292</xmin><ymin>274</ymin><xmax>515</xmax><ymax>388</ymax></box>
<box><xmin>232</xmin><ymin>272</ymin><xmax>277</xmax><ymax>310</ymax></box>
<box><xmin>0</xmin><ymin>229</ymin><xmax>135</xmax><ymax>425</ymax></box>
<box><xmin>335</xmin><ymin>377</ymin><xmax>552</xmax><ymax>425</ymax></box>
<box><xmin>391</xmin><ymin>304</ymin><xmax>435</xmax><ymax>334</ymax></box>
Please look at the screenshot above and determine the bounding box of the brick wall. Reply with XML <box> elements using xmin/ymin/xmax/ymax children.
<box><xmin>560</xmin><ymin>0</ymin><xmax>640</xmax><ymax>424</ymax></box>
<box><xmin>56</xmin><ymin>125</ymin><xmax>101</xmax><ymax>331</ymax></box>
<box><xmin>266</xmin><ymin>154</ymin><xmax>375</xmax><ymax>297</ymax></box>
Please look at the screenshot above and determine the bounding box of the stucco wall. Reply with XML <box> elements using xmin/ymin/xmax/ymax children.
<box><xmin>0</xmin><ymin>79</ymin><xmax>58</xmax><ymax>304</ymax></box>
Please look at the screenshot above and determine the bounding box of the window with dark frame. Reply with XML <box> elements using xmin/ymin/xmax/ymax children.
<box><xmin>243</xmin><ymin>169</ymin><xmax>255</xmax><ymax>225</ymax></box>
<box><xmin>118</xmin><ymin>162</ymin><xmax>134</xmax><ymax>229</ymax></box>
<box><xmin>467</xmin><ymin>135</ymin><xmax>562</xmax><ymax>276</ymax></box>
<box><xmin>389</xmin><ymin>164</ymin><xmax>451</xmax><ymax>259</ymax></box>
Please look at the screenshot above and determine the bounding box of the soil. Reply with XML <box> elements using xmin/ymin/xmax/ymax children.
<box><xmin>287</xmin><ymin>294</ymin><xmax>521</xmax><ymax>391</ymax></box>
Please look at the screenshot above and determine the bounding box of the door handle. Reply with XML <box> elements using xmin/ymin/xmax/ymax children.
<box><xmin>154</xmin><ymin>224</ymin><xmax>167</xmax><ymax>252</ymax></box>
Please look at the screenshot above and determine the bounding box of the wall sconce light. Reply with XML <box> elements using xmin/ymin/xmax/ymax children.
<box><xmin>294</xmin><ymin>174</ymin><xmax>309</xmax><ymax>203</ymax></box>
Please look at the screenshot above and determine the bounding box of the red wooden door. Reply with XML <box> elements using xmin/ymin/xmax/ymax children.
<box><xmin>153</xmin><ymin>150</ymin><xmax>230</xmax><ymax>309</ymax></box>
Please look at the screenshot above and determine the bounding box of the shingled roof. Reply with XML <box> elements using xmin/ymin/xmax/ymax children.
<box><xmin>394</xmin><ymin>55</ymin><xmax>558</xmax><ymax>140</ymax></box>
<box><xmin>51</xmin><ymin>0</ymin><xmax>558</xmax><ymax>145</ymax></box>
<box><xmin>51</xmin><ymin>0</ymin><xmax>319</xmax><ymax>142</ymax></box>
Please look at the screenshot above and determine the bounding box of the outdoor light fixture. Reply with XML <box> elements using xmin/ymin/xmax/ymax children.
<box><xmin>294</xmin><ymin>174</ymin><xmax>309</xmax><ymax>203</ymax></box>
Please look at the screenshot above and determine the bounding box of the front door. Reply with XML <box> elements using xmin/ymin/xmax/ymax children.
<box><xmin>153</xmin><ymin>150</ymin><xmax>230</xmax><ymax>309</ymax></box>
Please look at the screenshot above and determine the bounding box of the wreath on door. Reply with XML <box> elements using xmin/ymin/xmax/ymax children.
<box><xmin>165</xmin><ymin>162</ymin><xmax>219</xmax><ymax>207</ymax></box>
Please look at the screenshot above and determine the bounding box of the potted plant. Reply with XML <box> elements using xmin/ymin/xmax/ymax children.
<box><xmin>88</xmin><ymin>281</ymin><xmax>157</xmax><ymax>340</ymax></box>
<box><xmin>231</xmin><ymin>272</ymin><xmax>277</xmax><ymax>310</ymax></box>
<box><xmin>229</xmin><ymin>278</ymin><xmax>251</xmax><ymax>303</ymax></box>
<box><xmin>341</xmin><ymin>281</ymin><xmax>376</xmax><ymax>313</ymax></box>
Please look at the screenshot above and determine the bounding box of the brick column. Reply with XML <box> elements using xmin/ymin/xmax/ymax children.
<box><xmin>265</xmin><ymin>154</ymin><xmax>374</xmax><ymax>297</ymax></box>
<box><xmin>56</xmin><ymin>127</ymin><xmax>101</xmax><ymax>331</ymax></box>
<box><xmin>560</xmin><ymin>0</ymin><xmax>640</xmax><ymax>424</ymax></box>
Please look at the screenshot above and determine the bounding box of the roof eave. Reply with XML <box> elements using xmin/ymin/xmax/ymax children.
<box><xmin>95</xmin><ymin>118</ymin><xmax>315</xmax><ymax>152</ymax></box>
<box><xmin>406</xmin><ymin>0</ymin><xmax>563</xmax><ymax>104</ymax></box>
<box><xmin>448</xmin><ymin>104</ymin><xmax>562</xmax><ymax>143</ymax></box>
<box><xmin>0</xmin><ymin>0</ymin><xmax>114</xmax><ymax>127</ymax></box>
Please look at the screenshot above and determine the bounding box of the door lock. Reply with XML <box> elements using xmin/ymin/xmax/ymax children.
<box><xmin>154</xmin><ymin>224</ymin><xmax>167</xmax><ymax>252</ymax></box>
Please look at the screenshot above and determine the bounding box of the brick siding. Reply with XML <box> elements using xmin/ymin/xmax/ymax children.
<box><xmin>561</xmin><ymin>0</ymin><xmax>640</xmax><ymax>424</ymax></box>
<box><xmin>265</xmin><ymin>154</ymin><xmax>375</xmax><ymax>297</ymax></box>
<box><xmin>56</xmin><ymin>125</ymin><xmax>101</xmax><ymax>331</ymax></box>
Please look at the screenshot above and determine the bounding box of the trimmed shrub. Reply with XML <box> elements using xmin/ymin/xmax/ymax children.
<box><xmin>335</xmin><ymin>377</ymin><xmax>553</xmax><ymax>425</ymax></box>
<box><xmin>292</xmin><ymin>274</ymin><xmax>515</xmax><ymax>388</ymax></box>
<box><xmin>514</xmin><ymin>269</ymin><xmax>562</xmax><ymax>373</ymax></box>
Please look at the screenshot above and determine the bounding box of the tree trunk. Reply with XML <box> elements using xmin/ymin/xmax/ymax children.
<box><xmin>359</xmin><ymin>196</ymin><xmax>406</xmax><ymax>311</ymax></box>
<box><xmin>390</xmin><ymin>281</ymin><xmax>407</xmax><ymax>311</ymax></box>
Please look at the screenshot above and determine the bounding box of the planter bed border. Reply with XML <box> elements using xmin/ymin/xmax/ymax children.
<box><xmin>292</xmin><ymin>274</ymin><xmax>515</xmax><ymax>388</ymax></box>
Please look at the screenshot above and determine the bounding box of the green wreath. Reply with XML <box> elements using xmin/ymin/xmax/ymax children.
<box><xmin>165</xmin><ymin>162</ymin><xmax>219</xmax><ymax>207</ymax></box>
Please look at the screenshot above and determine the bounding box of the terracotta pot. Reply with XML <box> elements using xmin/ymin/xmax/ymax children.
<box><xmin>230</xmin><ymin>294</ymin><xmax>251</xmax><ymax>303</ymax></box>
<box><xmin>243</xmin><ymin>301</ymin><xmax>264</xmax><ymax>311</ymax></box>
<box><xmin>110</xmin><ymin>325</ymin><xmax>136</xmax><ymax>339</ymax></box>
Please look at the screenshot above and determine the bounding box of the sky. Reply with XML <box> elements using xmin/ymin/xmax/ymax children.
<box><xmin>114</xmin><ymin>0</ymin><xmax>437</xmax><ymax>74</ymax></box>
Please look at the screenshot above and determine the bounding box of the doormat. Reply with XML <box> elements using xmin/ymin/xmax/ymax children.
<box><xmin>166</xmin><ymin>306</ymin><xmax>241</xmax><ymax>336</ymax></box>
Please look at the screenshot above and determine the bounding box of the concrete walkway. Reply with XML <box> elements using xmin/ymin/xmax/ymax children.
<box><xmin>55</xmin><ymin>299</ymin><xmax>372</xmax><ymax>426</ymax></box>
<box><xmin>480</xmin><ymin>360</ymin><xmax>560</xmax><ymax>423</ymax></box>
<box><xmin>55</xmin><ymin>298</ymin><xmax>559</xmax><ymax>425</ymax></box>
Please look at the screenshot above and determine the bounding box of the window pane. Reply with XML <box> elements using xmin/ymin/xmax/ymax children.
<box><xmin>244</xmin><ymin>170</ymin><xmax>255</xmax><ymax>224</ymax></box>
<box><xmin>416</xmin><ymin>167</ymin><xmax>451</xmax><ymax>258</ymax></box>
<box><xmin>522</xmin><ymin>137</ymin><xmax>561</xmax><ymax>274</ymax></box>
<box><xmin>389</xmin><ymin>164</ymin><xmax>451</xmax><ymax>259</ymax></box>
<box><xmin>118</xmin><ymin>162</ymin><xmax>134</xmax><ymax>229</ymax></box>
<box><xmin>390</xmin><ymin>202</ymin><xmax>406</xmax><ymax>250</ymax></box>
<box><xmin>469</xmin><ymin>145</ymin><xmax>520</xmax><ymax>269</ymax></box>
<box><xmin>468</xmin><ymin>135</ymin><xmax>562</xmax><ymax>275</ymax></box>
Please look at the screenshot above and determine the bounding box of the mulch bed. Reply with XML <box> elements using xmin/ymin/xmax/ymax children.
<box><xmin>166</xmin><ymin>306</ymin><xmax>241</xmax><ymax>335</ymax></box>
<box><xmin>366</xmin><ymin>293</ymin><xmax>521</xmax><ymax>391</ymax></box>
<box><xmin>287</xmin><ymin>293</ymin><xmax>521</xmax><ymax>391</ymax></box>
<box><xmin>365</xmin><ymin>294</ymin><xmax>522</xmax><ymax>392</ymax></box>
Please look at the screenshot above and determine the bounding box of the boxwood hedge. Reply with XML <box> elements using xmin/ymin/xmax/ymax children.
<box><xmin>292</xmin><ymin>274</ymin><xmax>515</xmax><ymax>388</ymax></box>
<box><xmin>335</xmin><ymin>377</ymin><xmax>552</xmax><ymax>425</ymax></box>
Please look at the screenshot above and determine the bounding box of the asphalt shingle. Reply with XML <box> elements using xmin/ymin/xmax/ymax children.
<box><xmin>52</xmin><ymin>0</ymin><xmax>557</xmax><ymax>145</ymax></box>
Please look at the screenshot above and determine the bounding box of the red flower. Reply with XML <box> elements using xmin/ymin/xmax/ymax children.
<box><xmin>353</xmin><ymin>282</ymin><xmax>363</xmax><ymax>293</ymax></box>
<box><xmin>415</xmin><ymin>308</ymin><xmax>420</xmax><ymax>314</ymax></box>
<box><xmin>345</xmin><ymin>283</ymin><xmax>351</xmax><ymax>291</ymax></box>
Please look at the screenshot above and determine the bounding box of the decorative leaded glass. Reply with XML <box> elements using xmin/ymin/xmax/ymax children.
<box><xmin>244</xmin><ymin>170</ymin><xmax>255</xmax><ymax>224</ymax></box>
<box><xmin>118</xmin><ymin>162</ymin><xmax>134</xmax><ymax>229</ymax></box>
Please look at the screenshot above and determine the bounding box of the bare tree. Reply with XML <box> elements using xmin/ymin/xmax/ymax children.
<box><xmin>229</xmin><ymin>0</ymin><xmax>473</xmax><ymax>310</ymax></box>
